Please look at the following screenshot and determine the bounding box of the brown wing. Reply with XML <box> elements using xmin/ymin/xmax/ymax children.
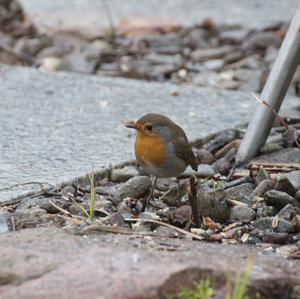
<box><xmin>172</xmin><ymin>126</ymin><xmax>198</xmax><ymax>171</ymax></box>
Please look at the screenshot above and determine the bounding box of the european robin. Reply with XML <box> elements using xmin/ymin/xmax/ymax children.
<box><xmin>125</xmin><ymin>113</ymin><xmax>198</xmax><ymax>211</ymax></box>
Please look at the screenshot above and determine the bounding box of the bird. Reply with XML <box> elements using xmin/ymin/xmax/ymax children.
<box><xmin>125</xmin><ymin>113</ymin><xmax>198</xmax><ymax>211</ymax></box>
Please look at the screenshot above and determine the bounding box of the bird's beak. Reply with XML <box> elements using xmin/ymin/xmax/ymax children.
<box><xmin>124</xmin><ymin>120</ymin><xmax>137</xmax><ymax>129</ymax></box>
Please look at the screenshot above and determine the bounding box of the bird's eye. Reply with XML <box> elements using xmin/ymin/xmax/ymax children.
<box><xmin>145</xmin><ymin>124</ymin><xmax>153</xmax><ymax>131</ymax></box>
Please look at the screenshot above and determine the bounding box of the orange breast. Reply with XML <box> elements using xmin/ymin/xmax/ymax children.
<box><xmin>135</xmin><ymin>131</ymin><xmax>166</xmax><ymax>166</ymax></box>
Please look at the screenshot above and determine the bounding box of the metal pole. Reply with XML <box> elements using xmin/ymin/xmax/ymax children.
<box><xmin>236</xmin><ymin>5</ymin><xmax>300</xmax><ymax>165</ymax></box>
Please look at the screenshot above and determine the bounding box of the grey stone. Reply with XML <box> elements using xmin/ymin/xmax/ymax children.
<box><xmin>219</xmin><ymin>29</ymin><xmax>249</xmax><ymax>44</ymax></box>
<box><xmin>254</xmin><ymin>217</ymin><xmax>294</xmax><ymax>233</ymax></box>
<box><xmin>14</xmin><ymin>37</ymin><xmax>52</xmax><ymax>56</ymax></box>
<box><xmin>0</xmin><ymin>212</ymin><xmax>9</xmax><ymax>234</ymax></box>
<box><xmin>112</xmin><ymin>176</ymin><xmax>152</xmax><ymax>205</ymax></box>
<box><xmin>196</xmin><ymin>164</ymin><xmax>217</xmax><ymax>178</ymax></box>
<box><xmin>58</xmin><ymin>50</ymin><xmax>99</xmax><ymax>74</ymax></box>
<box><xmin>225</xmin><ymin>183</ymin><xmax>254</xmax><ymax>199</ymax></box>
<box><xmin>262</xmin><ymin>232</ymin><xmax>290</xmax><ymax>244</ymax></box>
<box><xmin>191</xmin><ymin>46</ymin><xmax>234</xmax><ymax>62</ymax></box>
<box><xmin>265</xmin><ymin>190</ymin><xmax>299</xmax><ymax>209</ymax></box>
<box><xmin>19</xmin><ymin>0</ymin><xmax>298</xmax><ymax>38</ymax></box>
<box><xmin>230</xmin><ymin>206</ymin><xmax>256</xmax><ymax>222</ymax></box>
<box><xmin>278</xmin><ymin>204</ymin><xmax>300</xmax><ymax>221</ymax></box>
<box><xmin>111</xmin><ymin>166</ymin><xmax>139</xmax><ymax>183</ymax></box>
<box><xmin>256</xmin><ymin>205</ymin><xmax>277</xmax><ymax>218</ymax></box>
<box><xmin>276</xmin><ymin>171</ymin><xmax>300</xmax><ymax>196</ymax></box>
<box><xmin>255</xmin><ymin>167</ymin><xmax>270</xmax><ymax>185</ymax></box>
<box><xmin>0</xmin><ymin>65</ymin><xmax>298</xmax><ymax>204</ymax></box>
<box><xmin>252</xmin><ymin>179</ymin><xmax>275</xmax><ymax>197</ymax></box>
<box><xmin>194</xmin><ymin>149</ymin><xmax>216</xmax><ymax>165</ymax></box>
<box><xmin>202</xmin><ymin>59</ymin><xmax>225</xmax><ymax>71</ymax></box>
<box><xmin>253</xmin><ymin>148</ymin><xmax>300</xmax><ymax>164</ymax></box>
<box><xmin>243</xmin><ymin>31</ymin><xmax>282</xmax><ymax>50</ymax></box>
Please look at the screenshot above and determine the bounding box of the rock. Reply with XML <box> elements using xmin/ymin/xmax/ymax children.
<box><xmin>197</xmin><ymin>188</ymin><xmax>230</xmax><ymax>223</ymax></box>
<box><xmin>202</xmin><ymin>59</ymin><xmax>224</xmax><ymax>71</ymax></box>
<box><xmin>252</xmin><ymin>179</ymin><xmax>275</xmax><ymax>197</ymax></box>
<box><xmin>17</xmin><ymin>196</ymin><xmax>69</xmax><ymax>214</ymax></box>
<box><xmin>184</xmin><ymin>27</ymin><xmax>209</xmax><ymax>49</ymax></box>
<box><xmin>253</xmin><ymin>148</ymin><xmax>300</xmax><ymax>164</ymax></box>
<box><xmin>36</xmin><ymin>46</ymin><xmax>67</xmax><ymax>59</ymax></box>
<box><xmin>94</xmin><ymin>198</ymin><xmax>113</xmax><ymax>210</ymax></box>
<box><xmin>160</xmin><ymin>182</ymin><xmax>187</xmax><ymax>206</ymax></box>
<box><xmin>256</xmin><ymin>205</ymin><xmax>277</xmax><ymax>218</ymax></box>
<box><xmin>196</xmin><ymin>164</ymin><xmax>217</xmax><ymax>178</ymax></box>
<box><xmin>68</xmin><ymin>204</ymin><xmax>86</xmax><ymax>216</ymax></box>
<box><xmin>195</xmin><ymin>149</ymin><xmax>216</xmax><ymax>165</ymax></box>
<box><xmin>14</xmin><ymin>36</ymin><xmax>52</xmax><ymax>56</ymax></box>
<box><xmin>265</xmin><ymin>190</ymin><xmax>299</xmax><ymax>209</ymax></box>
<box><xmin>212</xmin><ymin>158</ymin><xmax>232</xmax><ymax>175</ymax></box>
<box><xmin>225</xmin><ymin>183</ymin><xmax>254</xmax><ymax>199</ymax></box>
<box><xmin>58</xmin><ymin>48</ymin><xmax>99</xmax><ymax>73</ymax></box>
<box><xmin>17</xmin><ymin>207</ymin><xmax>47</xmax><ymax>218</ymax></box>
<box><xmin>278</xmin><ymin>204</ymin><xmax>300</xmax><ymax>221</ymax></box>
<box><xmin>254</xmin><ymin>217</ymin><xmax>294</xmax><ymax>233</ymax></box>
<box><xmin>112</xmin><ymin>176</ymin><xmax>152</xmax><ymax>205</ymax></box>
<box><xmin>230</xmin><ymin>206</ymin><xmax>256</xmax><ymax>222</ymax></box>
<box><xmin>144</xmin><ymin>52</ymin><xmax>182</xmax><ymax>66</ymax></box>
<box><xmin>275</xmin><ymin>171</ymin><xmax>300</xmax><ymax>196</ymax></box>
<box><xmin>262</xmin><ymin>232</ymin><xmax>290</xmax><ymax>244</ymax></box>
<box><xmin>255</xmin><ymin>167</ymin><xmax>270</xmax><ymax>184</ymax></box>
<box><xmin>111</xmin><ymin>166</ymin><xmax>139</xmax><ymax>183</ymax></box>
<box><xmin>243</xmin><ymin>31</ymin><xmax>282</xmax><ymax>50</ymax></box>
<box><xmin>191</xmin><ymin>46</ymin><xmax>234</xmax><ymax>62</ymax></box>
<box><xmin>0</xmin><ymin>212</ymin><xmax>9</xmax><ymax>234</ymax></box>
<box><xmin>219</xmin><ymin>29</ymin><xmax>249</xmax><ymax>44</ymax></box>
<box><xmin>169</xmin><ymin>205</ymin><xmax>192</xmax><ymax>226</ymax></box>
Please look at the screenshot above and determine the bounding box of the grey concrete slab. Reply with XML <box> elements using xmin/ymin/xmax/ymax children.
<box><xmin>0</xmin><ymin>64</ymin><xmax>299</xmax><ymax>203</ymax></box>
<box><xmin>19</xmin><ymin>0</ymin><xmax>299</xmax><ymax>38</ymax></box>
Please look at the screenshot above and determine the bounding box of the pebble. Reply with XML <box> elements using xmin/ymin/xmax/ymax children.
<box><xmin>111</xmin><ymin>166</ymin><xmax>139</xmax><ymax>183</ymax></box>
<box><xmin>196</xmin><ymin>164</ymin><xmax>217</xmax><ymax>178</ymax></box>
<box><xmin>262</xmin><ymin>232</ymin><xmax>290</xmax><ymax>244</ymax></box>
<box><xmin>195</xmin><ymin>148</ymin><xmax>216</xmax><ymax>165</ymax></box>
<box><xmin>169</xmin><ymin>205</ymin><xmax>192</xmax><ymax>226</ymax></box>
<box><xmin>191</xmin><ymin>45</ymin><xmax>233</xmax><ymax>62</ymax></box>
<box><xmin>225</xmin><ymin>183</ymin><xmax>254</xmax><ymax>199</ymax></box>
<box><xmin>242</xmin><ymin>31</ymin><xmax>281</xmax><ymax>50</ymax></box>
<box><xmin>278</xmin><ymin>204</ymin><xmax>300</xmax><ymax>221</ymax></box>
<box><xmin>212</xmin><ymin>157</ymin><xmax>232</xmax><ymax>175</ymax></box>
<box><xmin>265</xmin><ymin>190</ymin><xmax>299</xmax><ymax>209</ymax></box>
<box><xmin>229</xmin><ymin>206</ymin><xmax>256</xmax><ymax>222</ymax></box>
<box><xmin>254</xmin><ymin>217</ymin><xmax>294</xmax><ymax>233</ymax></box>
<box><xmin>112</xmin><ymin>176</ymin><xmax>152</xmax><ymax>205</ymax></box>
<box><xmin>255</xmin><ymin>167</ymin><xmax>270</xmax><ymax>185</ymax></box>
<box><xmin>252</xmin><ymin>179</ymin><xmax>275</xmax><ymax>197</ymax></box>
<box><xmin>276</xmin><ymin>171</ymin><xmax>300</xmax><ymax>196</ymax></box>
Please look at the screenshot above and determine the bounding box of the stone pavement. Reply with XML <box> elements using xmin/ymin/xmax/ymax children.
<box><xmin>0</xmin><ymin>65</ymin><xmax>299</xmax><ymax>204</ymax></box>
<box><xmin>0</xmin><ymin>227</ymin><xmax>299</xmax><ymax>299</ymax></box>
<box><xmin>19</xmin><ymin>0</ymin><xmax>299</xmax><ymax>38</ymax></box>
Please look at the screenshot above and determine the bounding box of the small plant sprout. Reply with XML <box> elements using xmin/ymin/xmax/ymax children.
<box><xmin>177</xmin><ymin>278</ymin><xmax>214</xmax><ymax>299</ymax></box>
<box><xmin>74</xmin><ymin>172</ymin><xmax>96</xmax><ymax>220</ymax></box>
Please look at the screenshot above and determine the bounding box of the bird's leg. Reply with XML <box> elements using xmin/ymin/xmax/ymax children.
<box><xmin>141</xmin><ymin>176</ymin><xmax>158</xmax><ymax>212</ymax></box>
